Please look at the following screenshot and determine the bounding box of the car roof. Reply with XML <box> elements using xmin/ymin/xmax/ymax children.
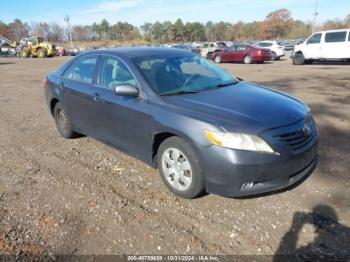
<box><xmin>81</xmin><ymin>47</ymin><xmax>192</xmax><ymax>58</ymax></box>
<box><xmin>315</xmin><ymin>28</ymin><xmax>350</xmax><ymax>34</ymax></box>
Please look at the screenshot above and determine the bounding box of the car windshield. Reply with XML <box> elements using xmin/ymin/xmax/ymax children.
<box><xmin>132</xmin><ymin>54</ymin><xmax>237</xmax><ymax>95</ymax></box>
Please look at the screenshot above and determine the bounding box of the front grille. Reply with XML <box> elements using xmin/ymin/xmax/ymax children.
<box><xmin>273</xmin><ymin>118</ymin><xmax>317</xmax><ymax>154</ymax></box>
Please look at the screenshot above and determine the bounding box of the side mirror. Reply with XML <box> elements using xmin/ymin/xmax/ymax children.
<box><xmin>114</xmin><ymin>84</ymin><xmax>139</xmax><ymax>97</ymax></box>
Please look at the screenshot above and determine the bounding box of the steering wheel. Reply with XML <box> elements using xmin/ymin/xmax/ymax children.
<box><xmin>183</xmin><ymin>74</ymin><xmax>201</xmax><ymax>87</ymax></box>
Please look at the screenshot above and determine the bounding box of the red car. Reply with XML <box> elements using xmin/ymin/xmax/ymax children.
<box><xmin>57</xmin><ymin>47</ymin><xmax>67</xmax><ymax>56</ymax></box>
<box><xmin>210</xmin><ymin>44</ymin><xmax>272</xmax><ymax>64</ymax></box>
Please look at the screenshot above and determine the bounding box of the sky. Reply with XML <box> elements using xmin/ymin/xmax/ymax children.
<box><xmin>1</xmin><ymin>0</ymin><xmax>349</xmax><ymax>26</ymax></box>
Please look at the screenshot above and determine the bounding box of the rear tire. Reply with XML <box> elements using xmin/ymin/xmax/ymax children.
<box><xmin>157</xmin><ymin>137</ymin><xmax>205</xmax><ymax>199</ymax></box>
<box><xmin>53</xmin><ymin>102</ymin><xmax>78</xmax><ymax>139</ymax></box>
<box><xmin>243</xmin><ymin>55</ymin><xmax>252</xmax><ymax>64</ymax></box>
<box><xmin>37</xmin><ymin>48</ymin><xmax>47</xmax><ymax>58</ymax></box>
<box><xmin>293</xmin><ymin>53</ymin><xmax>305</xmax><ymax>65</ymax></box>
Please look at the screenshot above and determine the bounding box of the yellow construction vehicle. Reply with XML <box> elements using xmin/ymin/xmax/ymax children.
<box><xmin>18</xmin><ymin>36</ymin><xmax>56</xmax><ymax>58</ymax></box>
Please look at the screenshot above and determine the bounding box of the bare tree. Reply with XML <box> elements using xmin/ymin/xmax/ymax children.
<box><xmin>8</xmin><ymin>19</ymin><xmax>30</xmax><ymax>40</ymax></box>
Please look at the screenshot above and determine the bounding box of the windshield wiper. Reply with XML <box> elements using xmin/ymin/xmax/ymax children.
<box><xmin>160</xmin><ymin>81</ymin><xmax>238</xmax><ymax>96</ymax></box>
<box><xmin>206</xmin><ymin>81</ymin><xmax>238</xmax><ymax>90</ymax></box>
<box><xmin>160</xmin><ymin>90</ymin><xmax>200</xmax><ymax>96</ymax></box>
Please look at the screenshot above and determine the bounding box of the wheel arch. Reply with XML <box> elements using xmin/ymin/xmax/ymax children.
<box><xmin>50</xmin><ymin>98</ymin><xmax>60</xmax><ymax>116</ymax></box>
<box><xmin>294</xmin><ymin>50</ymin><xmax>303</xmax><ymax>55</ymax></box>
<box><xmin>152</xmin><ymin>132</ymin><xmax>179</xmax><ymax>166</ymax></box>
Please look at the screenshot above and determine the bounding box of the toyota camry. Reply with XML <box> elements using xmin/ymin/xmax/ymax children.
<box><xmin>44</xmin><ymin>48</ymin><xmax>318</xmax><ymax>198</ymax></box>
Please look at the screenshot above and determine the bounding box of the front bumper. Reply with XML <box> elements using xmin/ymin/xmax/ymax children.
<box><xmin>196</xmin><ymin>134</ymin><xmax>318</xmax><ymax>197</ymax></box>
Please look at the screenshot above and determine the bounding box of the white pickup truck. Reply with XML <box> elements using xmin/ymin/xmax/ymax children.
<box><xmin>292</xmin><ymin>28</ymin><xmax>350</xmax><ymax>65</ymax></box>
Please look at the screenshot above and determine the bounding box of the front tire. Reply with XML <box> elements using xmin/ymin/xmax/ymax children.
<box><xmin>19</xmin><ymin>49</ymin><xmax>29</xmax><ymax>58</ymax></box>
<box><xmin>271</xmin><ymin>51</ymin><xmax>277</xmax><ymax>61</ymax></box>
<box><xmin>53</xmin><ymin>102</ymin><xmax>78</xmax><ymax>139</ymax></box>
<box><xmin>157</xmin><ymin>137</ymin><xmax>205</xmax><ymax>199</ymax></box>
<box><xmin>293</xmin><ymin>53</ymin><xmax>305</xmax><ymax>65</ymax></box>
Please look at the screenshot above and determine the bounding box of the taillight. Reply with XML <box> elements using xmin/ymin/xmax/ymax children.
<box><xmin>43</xmin><ymin>78</ymin><xmax>49</xmax><ymax>89</ymax></box>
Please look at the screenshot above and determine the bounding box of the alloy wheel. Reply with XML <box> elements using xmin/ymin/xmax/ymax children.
<box><xmin>244</xmin><ymin>55</ymin><xmax>252</xmax><ymax>64</ymax></box>
<box><xmin>215</xmin><ymin>56</ymin><xmax>222</xmax><ymax>63</ymax></box>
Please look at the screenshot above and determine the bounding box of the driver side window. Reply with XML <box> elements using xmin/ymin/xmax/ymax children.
<box><xmin>307</xmin><ymin>33</ymin><xmax>322</xmax><ymax>44</ymax></box>
<box><xmin>99</xmin><ymin>56</ymin><xmax>137</xmax><ymax>90</ymax></box>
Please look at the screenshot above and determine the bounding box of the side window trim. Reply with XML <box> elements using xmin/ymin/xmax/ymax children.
<box><xmin>61</xmin><ymin>54</ymin><xmax>100</xmax><ymax>85</ymax></box>
<box><xmin>93</xmin><ymin>55</ymin><xmax>104</xmax><ymax>86</ymax></box>
<box><xmin>95</xmin><ymin>54</ymin><xmax>141</xmax><ymax>91</ymax></box>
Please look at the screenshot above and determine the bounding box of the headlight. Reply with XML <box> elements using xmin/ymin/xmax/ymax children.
<box><xmin>204</xmin><ymin>130</ymin><xmax>274</xmax><ymax>153</ymax></box>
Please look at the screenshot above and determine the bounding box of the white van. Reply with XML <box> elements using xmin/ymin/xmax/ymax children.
<box><xmin>292</xmin><ymin>28</ymin><xmax>350</xmax><ymax>65</ymax></box>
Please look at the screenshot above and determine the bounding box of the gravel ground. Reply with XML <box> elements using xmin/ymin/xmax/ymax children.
<box><xmin>0</xmin><ymin>55</ymin><xmax>349</xmax><ymax>259</ymax></box>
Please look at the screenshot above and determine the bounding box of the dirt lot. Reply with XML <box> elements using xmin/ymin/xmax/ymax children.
<box><xmin>0</xmin><ymin>55</ymin><xmax>349</xmax><ymax>258</ymax></box>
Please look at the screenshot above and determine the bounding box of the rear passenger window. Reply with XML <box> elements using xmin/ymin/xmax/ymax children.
<box><xmin>63</xmin><ymin>56</ymin><xmax>98</xmax><ymax>84</ymax></box>
<box><xmin>307</xmin><ymin>33</ymin><xmax>322</xmax><ymax>44</ymax></box>
<box><xmin>325</xmin><ymin>31</ymin><xmax>347</xmax><ymax>43</ymax></box>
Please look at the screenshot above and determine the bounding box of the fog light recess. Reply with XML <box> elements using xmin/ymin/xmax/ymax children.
<box><xmin>241</xmin><ymin>182</ymin><xmax>255</xmax><ymax>190</ymax></box>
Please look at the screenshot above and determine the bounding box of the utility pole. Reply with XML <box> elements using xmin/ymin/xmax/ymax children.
<box><xmin>312</xmin><ymin>0</ymin><xmax>319</xmax><ymax>33</ymax></box>
<box><xmin>64</xmin><ymin>15</ymin><xmax>73</xmax><ymax>48</ymax></box>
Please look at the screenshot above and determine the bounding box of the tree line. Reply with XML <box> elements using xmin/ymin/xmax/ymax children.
<box><xmin>1</xmin><ymin>9</ymin><xmax>350</xmax><ymax>44</ymax></box>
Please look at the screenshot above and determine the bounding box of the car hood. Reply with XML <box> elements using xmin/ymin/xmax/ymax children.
<box><xmin>161</xmin><ymin>81</ymin><xmax>309</xmax><ymax>134</ymax></box>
